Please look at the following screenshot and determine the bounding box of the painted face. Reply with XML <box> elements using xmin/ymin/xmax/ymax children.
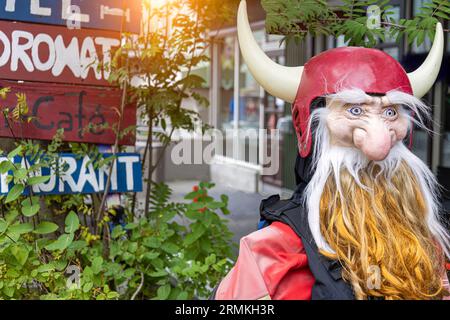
<box><xmin>326</xmin><ymin>95</ymin><xmax>409</xmax><ymax>161</ymax></box>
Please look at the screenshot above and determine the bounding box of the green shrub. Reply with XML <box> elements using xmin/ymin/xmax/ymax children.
<box><xmin>0</xmin><ymin>173</ymin><xmax>235</xmax><ymax>299</ymax></box>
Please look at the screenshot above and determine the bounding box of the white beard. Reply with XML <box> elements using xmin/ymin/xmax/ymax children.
<box><xmin>304</xmin><ymin>106</ymin><xmax>450</xmax><ymax>258</ymax></box>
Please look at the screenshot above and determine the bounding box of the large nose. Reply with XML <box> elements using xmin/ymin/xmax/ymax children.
<box><xmin>353</xmin><ymin>119</ymin><xmax>395</xmax><ymax>161</ymax></box>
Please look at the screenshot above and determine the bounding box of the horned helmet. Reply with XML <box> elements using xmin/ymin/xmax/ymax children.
<box><xmin>237</xmin><ymin>0</ymin><xmax>444</xmax><ymax>157</ymax></box>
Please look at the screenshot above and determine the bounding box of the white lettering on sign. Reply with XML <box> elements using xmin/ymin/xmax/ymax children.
<box><xmin>0</xmin><ymin>154</ymin><xmax>142</xmax><ymax>195</ymax></box>
<box><xmin>30</xmin><ymin>0</ymin><xmax>52</xmax><ymax>16</ymax></box>
<box><xmin>0</xmin><ymin>157</ymin><xmax>8</xmax><ymax>193</ymax></box>
<box><xmin>98</xmin><ymin>161</ymin><xmax>118</xmax><ymax>192</ymax></box>
<box><xmin>62</xmin><ymin>0</ymin><xmax>90</xmax><ymax>23</ymax></box>
<box><xmin>76</xmin><ymin>156</ymin><xmax>99</xmax><ymax>192</ymax></box>
<box><xmin>59</xmin><ymin>157</ymin><xmax>78</xmax><ymax>193</ymax></box>
<box><xmin>118</xmin><ymin>156</ymin><xmax>140</xmax><ymax>190</ymax></box>
<box><xmin>100</xmin><ymin>6</ymin><xmax>130</xmax><ymax>23</ymax></box>
<box><xmin>80</xmin><ymin>37</ymin><xmax>101</xmax><ymax>80</ymax></box>
<box><xmin>0</xmin><ymin>30</ymin><xmax>119</xmax><ymax>81</ymax></box>
<box><xmin>0</xmin><ymin>31</ymin><xmax>10</xmax><ymax>67</ymax></box>
<box><xmin>11</xmin><ymin>30</ymin><xmax>34</xmax><ymax>72</ymax></box>
<box><xmin>53</xmin><ymin>35</ymin><xmax>81</xmax><ymax>78</ymax></box>
<box><xmin>37</xmin><ymin>167</ymin><xmax>57</xmax><ymax>192</ymax></box>
<box><xmin>5</xmin><ymin>0</ymin><xmax>16</xmax><ymax>12</ymax></box>
<box><xmin>95</xmin><ymin>37</ymin><xmax>120</xmax><ymax>78</ymax></box>
<box><xmin>32</xmin><ymin>33</ymin><xmax>56</xmax><ymax>71</ymax></box>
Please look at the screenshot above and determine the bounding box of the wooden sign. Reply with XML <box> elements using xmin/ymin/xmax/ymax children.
<box><xmin>0</xmin><ymin>0</ymin><xmax>141</xmax><ymax>33</ymax></box>
<box><xmin>0</xmin><ymin>80</ymin><xmax>136</xmax><ymax>145</ymax></box>
<box><xmin>0</xmin><ymin>153</ymin><xmax>143</xmax><ymax>195</ymax></box>
<box><xmin>0</xmin><ymin>20</ymin><xmax>121</xmax><ymax>86</ymax></box>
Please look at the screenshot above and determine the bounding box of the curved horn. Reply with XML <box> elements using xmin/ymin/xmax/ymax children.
<box><xmin>237</xmin><ymin>0</ymin><xmax>303</xmax><ymax>103</ymax></box>
<box><xmin>407</xmin><ymin>23</ymin><xmax>444</xmax><ymax>98</ymax></box>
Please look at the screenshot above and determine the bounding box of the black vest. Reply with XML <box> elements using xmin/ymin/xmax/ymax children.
<box><xmin>259</xmin><ymin>191</ymin><xmax>355</xmax><ymax>300</ymax></box>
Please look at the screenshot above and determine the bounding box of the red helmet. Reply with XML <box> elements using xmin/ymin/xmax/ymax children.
<box><xmin>293</xmin><ymin>47</ymin><xmax>413</xmax><ymax>157</ymax></box>
<box><xmin>237</xmin><ymin>0</ymin><xmax>444</xmax><ymax>157</ymax></box>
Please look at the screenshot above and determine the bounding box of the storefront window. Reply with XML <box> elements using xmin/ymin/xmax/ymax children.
<box><xmin>219</xmin><ymin>36</ymin><xmax>235</xmax><ymax>131</ymax></box>
<box><xmin>214</xmin><ymin>28</ymin><xmax>285</xmax><ymax>167</ymax></box>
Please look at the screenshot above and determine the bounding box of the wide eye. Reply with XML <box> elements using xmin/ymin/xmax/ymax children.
<box><xmin>384</xmin><ymin>107</ymin><xmax>397</xmax><ymax>118</ymax></box>
<box><xmin>348</xmin><ymin>106</ymin><xmax>363</xmax><ymax>116</ymax></box>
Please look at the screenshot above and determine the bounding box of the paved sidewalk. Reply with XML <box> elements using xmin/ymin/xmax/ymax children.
<box><xmin>167</xmin><ymin>181</ymin><xmax>293</xmax><ymax>246</ymax></box>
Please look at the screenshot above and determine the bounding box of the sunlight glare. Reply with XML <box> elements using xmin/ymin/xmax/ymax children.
<box><xmin>143</xmin><ymin>0</ymin><xmax>170</xmax><ymax>8</ymax></box>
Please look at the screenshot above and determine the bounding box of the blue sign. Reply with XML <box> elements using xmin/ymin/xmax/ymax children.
<box><xmin>0</xmin><ymin>153</ymin><xmax>143</xmax><ymax>196</ymax></box>
<box><xmin>0</xmin><ymin>0</ymin><xmax>141</xmax><ymax>33</ymax></box>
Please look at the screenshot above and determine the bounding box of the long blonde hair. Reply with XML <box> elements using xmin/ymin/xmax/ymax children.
<box><xmin>319</xmin><ymin>162</ymin><xmax>446</xmax><ymax>299</ymax></box>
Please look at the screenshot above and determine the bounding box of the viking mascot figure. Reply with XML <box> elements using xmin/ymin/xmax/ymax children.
<box><xmin>212</xmin><ymin>1</ymin><xmax>450</xmax><ymax>300</ymax></box>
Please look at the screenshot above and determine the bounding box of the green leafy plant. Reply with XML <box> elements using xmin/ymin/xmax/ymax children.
<box><xmin>262</xmin><ymin>0</ymin><xmax>449</xmax><ymax>47</ymax></box>
<box><xmin>0</xmin><ymin>0</ymin><xmax>238</xmax><ymax>300</ymax></box>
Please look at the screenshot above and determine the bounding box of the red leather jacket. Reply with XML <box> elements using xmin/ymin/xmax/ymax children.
<box><xmin>215</xmin><ymin>221</ymin><xmax>450</xmax><ymax>300</ymax></box>
<box><xmin>215</xmin><ymin>222</ymin><xmax>315</xmax><ymax>300</ymax></box>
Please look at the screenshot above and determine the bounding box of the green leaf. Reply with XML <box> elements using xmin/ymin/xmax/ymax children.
<box><xmin>14</xmin><ymin>168</ymin><xmax>27</xmax><ymax>180</ymax></box>
<box><xmin>107</xmin><ymin>291</ymin><xmax>119</xmax><ymax>299</ymax></box>
<box><xmin>37</xmin><ymin>264</ymin><xmax>55</xmax><ymax>273</ymax></box>
<box><xmin>83</xmin><ymin>282</ymin><xmax>93</xmax><ymax>293</ymax></box>
<box><xmin>0</xmin><ymin>160</ymin><xmax>14</xmax><ymax>174</ymax></box>
<box><xmin>0</xmin><ymin>219</ymin><xmax>7</xmax><ymax>234</ymax></box>
<box><xmin>157</xmin><ymin>284</ymin><xmax>171</xmax><ymax>300</ymax></box>
<box><xmin>91</xmin><ymin>256</ymin><xmax>103</xmax><ymax>274</ymax></box>
<box><xmin>7</xmin><ymin>145</ymin><xmax>22</xmax><ymax>159</ymax></box>
<box><xmin>34</xmin><ymin>221</ymin><xmax>59</xmax><ymax>234</ymax></box>
<box><xmin>10</xmin><ymin>245</ymin><xmax>29</xmax><ymax>266</ymax></box>
<box><xmin>45</xmin><ymin>233</ymin><xmax>74</xmax><ymax>251</ymax></box>
<box><xmin>161</xmin><ymin>242</ymin><xmax>180</xmax><ymax>254</ymax></box>
<box><xmin>5</xmin><ymin>209</ymin><xmax>19</xmax><ymax>223</ymax></box>
<box><xmin>205</xmin><ymin>254</ymin><xmax>217</xmax><ymax>265</ymax></box>
<box><xmin>3</xmin><ymin>286</ymin><xmax>14</xmax><ymax>298</ymax></box>
<box><xmin>111</xmin><ymin>225</ymin><xmax>124</xmax><ymax>239</ymax></box>
<box><xmin>22</xmin><ymin>202</ymin><xmax>40</xmax><ymax>217</ymax></box>
<box><xmin>8</xmin><ymin>223</ymin><xmax>33</xmax><ymax>236</ymax></box>
<box><xmin>148</xmin><ymin>270</ymin><xmax>168</xmax><ymax>277</ymax></box>
<box><xmin>5</xmin><ymin>184</ymin><xmax>24</xmax><ymax>203</ymax></box>
<box><xmin>28</xmin><ymin>175</ymin><xmax>51</xmax><ymax>186</ymax></box>
<box><xmin>123</xmin><ymin>268</ymin><xmax>135</xmax><ymax>278</ymax></box>
<box><xmin>177</xmin><ymin>291</ymin><xmax>189</xmax><ymax>300</ymax></box>
<box><xmin>65</xmin><ymin>211</ymin><xmax>80</xmax><ymax>233</ymax></box>
<box><xmin>143</xmin><ymin>237</ymin><xmax>161</xmax><ymax>248</ymax></box>
<box><xmin>124</xmin><ymin>223</ymin><xmax>138</xmax><ymax>230</ymax></box>
<box><xmin>142</xmin><ymin>251</ymin><xmax>160</xmax><ymax>260</ymax></box>
<box><xmin>21</xmin><ymin>196</ymin><xmax>39</xmax><ymax>207</ymax></box>
<box><xmin>183</xmin><ymin>223</ymin><xmax>206</xmax><ymax>246</ymax></box>
<box><xmin>206</xmin><ymin>201</ymin><xmax>224</xmax><ymax>210</ymax></box>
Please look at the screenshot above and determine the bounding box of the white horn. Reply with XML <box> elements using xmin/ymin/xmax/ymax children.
<box><xmin>407</xmin><ymin>22</ymin><xmax>444</xmax><ymax>98</ymax></box>
<box><xmin>237</xmin><ymin>0</ymin><xmax>303</xmax><ymax>103</ymax></box>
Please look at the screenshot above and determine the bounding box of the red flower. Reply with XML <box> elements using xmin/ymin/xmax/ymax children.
<box><xmin>193</xmin><ymin>185</ymin><xmax>199</xmax><ymax>192</ymax></box>
<box><xmin>193</xmin><ymin>197</ymin><xmax>198</xmax><ymax>203</ymax></box>
<box><xmin>198</xmin><ymin>207</ymin><xmax>207</xmax><ymax>213</ymax></box>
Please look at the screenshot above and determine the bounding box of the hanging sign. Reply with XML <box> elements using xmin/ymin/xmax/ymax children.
<box><xmin>0</xmin><ymin>20</ymin><xmax>122</xmax><ymax>86</ymax></box>
<box><xmin>0</xmin><ymin>80</ymin><xmax>136</xmax><ymax>145</ymax></box>
<box><xmin>0</xmin><ymin>0</ymin><xmax>141</xmax><ymax>33</ymax></box>
<box><xmin>0</xmin><ymin>153</ymin><xmax>143</xmax><ymax>195</ymax></box>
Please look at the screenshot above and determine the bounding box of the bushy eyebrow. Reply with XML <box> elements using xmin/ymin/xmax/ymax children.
<box><xmin>382</xmin><ymin>104</ymin><xmax>399</xmax><ymax>109</ymax></box>
<box><xmin>326</xmin><ymin>88</ymin><xmax>371</xmax><ymax>105</ymax></box>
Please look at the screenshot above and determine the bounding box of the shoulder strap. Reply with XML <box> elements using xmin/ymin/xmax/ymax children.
<box><xmin>260</xmin><ymin>193</ymin><xmax>355</xmax><ymax>300</ymax></box>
